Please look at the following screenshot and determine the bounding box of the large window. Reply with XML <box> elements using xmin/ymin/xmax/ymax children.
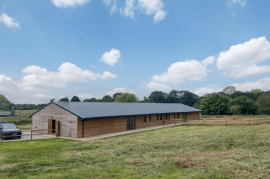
<box><xmin>174</xmin><ymin>113</ymin><xmax>176</xmax><ymax>118</ymax></box>
<box><xmin>165</xmin><ymin>114</ymin><xmax>167</xmax><ymax>120</ymax></box>
<box><xmin>143</xmin><ymin>116</ymin><xmax>147</xmax><ymax>122</ymax></box>
<box><xmin>157</xmin><ymin>115</ymin><xmax>158</xmax><ymax>121</ymax></box>
<box><xmin>149</xmin><ymin>115</ymin><xmax>151</xmax><ymax>122</ymax></box>
<box><xmin>160</xmin><ymin>115</ymin><xmax>162</xmax><ymax>120</ymax></box>
<box><xmin>177</xmin><ymin>113</ymin><xmax>180</xmax><ymax>118</ymax></box>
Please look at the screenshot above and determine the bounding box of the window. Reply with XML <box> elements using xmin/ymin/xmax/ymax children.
<box><xmin>174</xmin><ymin>113</ymin><xmax>176</xmax><ymax>118</ymax></box>
<box><xmin>177</xmin><ymin>113</ymin><xmax>179</xmax><ymax>118</ymax></box>
<box><xmin>149</xmin><ymin>115</ymin><xmax>151</xmax><ymax>122</ymax></box>
<box><xmin>165</xmin><ymin>114</ymin><xmax>167</xmax><ymax>120</ymax></box>
<box><xmin>160</xmin><ymin>115</ymin><xmax>162</xmax><ymax>120</ymax></box>
<box><xmin>157</xmin><ymin>115</ymin><xmax>158</xmax><ymax>121</ymax></box>
<box><xmin>143</xmin><ymin>116</ymin><xmax>147</xmax><ymax>122</ymax></box>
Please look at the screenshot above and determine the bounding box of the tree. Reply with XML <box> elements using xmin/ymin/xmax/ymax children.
<box><xmin>148</xmin><ymin>91</ymin><xmax>167</xmax><ymax>103</ymax></box>
<box><xmin>113</xmin><ymin>93</ymin><xmax>122</xmax><ymax>99</ymax></box>
<box><xmin>200</xmin><ymin>93</ymin><xmax>230</xmax><ymax>115</ymax></box>
<box><xmin>222</xmin><ymin>86</ymin><xmax>236</xmax><ymax>95</ymax></box>
<box><xmin>70</xmin><ymin>96</ymin><xmax>81</xmax><ymax>102</ymax></box>
<box><xmin>230</xmin><ymin>106</ymin><xmax>240</xmax><ymax>115</ymax></box>
<box><xmin>228</xmin><ymin>96</ymin><xmax>258</xmax><ymax>115</ymax></box>
<box><xmin>59</xmin><ymin>96</ymin><xmax>69</xmax><ymax>102</ymax></box>
<box><xmin>115</xmin><ymin>93</ymin><xmax>138</xmax><ymax>102</ymax></box>
<box><xmin>178</xmin><ymin>91</ymin><xmax>199</xmax><ymax>106</ymax></box>
<box><xmin>257</xmin><ymin>93</ymin><xmax>270</xmax><ymax>114</ymax></box>
<box><xmin>251</xmin><ymin>89</ymin><xmax>262</xmax><ymax>93</ymax></box>
<box><xmin>83</xmin><ymin>97</ymin><xmax>98</xmax><ymax>102</ymax></box>
<box><xmin>140</xmin><ymin>97</ymin><xmax>155</xmax><ymax>103</ymax></box>
<box><xmin>102</xmin><ymin>95</ymin><xmax>114</xmax><ymax>102</ymax></box>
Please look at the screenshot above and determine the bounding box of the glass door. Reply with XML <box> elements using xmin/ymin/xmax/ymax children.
<box><xmin>127</xmin><ymin>117</ymin><xmax>136</xmax><ymax>130</ymax></box>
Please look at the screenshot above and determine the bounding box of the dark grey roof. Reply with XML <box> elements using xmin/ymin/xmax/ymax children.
<box><xmin>38</xmin><ymin>102</ymin><xmax>201</xmax><ymax>120</ymax></box>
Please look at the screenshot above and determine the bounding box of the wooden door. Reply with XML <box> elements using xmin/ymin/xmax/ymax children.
<box><xmin>55</xmin><ymin>120</ymin><xmax>59</xmax><ymax>135</ymax></box>
<box><xmin>48</xmin><ymin>119</ymin><xmax>52</xmax><ymax>134</ymax></box>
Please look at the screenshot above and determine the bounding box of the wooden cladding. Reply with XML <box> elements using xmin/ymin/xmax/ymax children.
<box><xmin>48</xmin><ymin>119</ymin><xmax>52</xmax><ymax>134</ymax></box>
<box><xmin>77</xmin><ymin>112</ymin><xmax>201</xmax><ymax>138</ymax></box>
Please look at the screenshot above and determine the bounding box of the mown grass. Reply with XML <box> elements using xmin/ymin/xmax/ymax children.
<box><xmin>0</xmin><ymin>110</ymin><xmax>37</xmax><ymax>129</ymax></box>
<box><xmin>1</xmin><ymin>124</ymin><xmax>270</xmax><ymax>178</ymax></box>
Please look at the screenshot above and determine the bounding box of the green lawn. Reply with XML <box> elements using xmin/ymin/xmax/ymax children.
<box><xmin>1</xmin><ymin>124</ymin><xmax>270</xmax><ymax>178</ymax></box>
<box><xmin>0</xmin><ymin>110</ymin><xmax>37</xmax><ymax>129</ymax></box>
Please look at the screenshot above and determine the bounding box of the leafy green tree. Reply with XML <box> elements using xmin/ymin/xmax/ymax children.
<box><xmin>222</xmin><ymin>86</ymin><xmax>236</xmax><ymax>95</ymax></box>
<box><xmin>228</xmin><ymin>96</ymin><xmax>258</xmax><ymax>115</ymax></box>
<box><xmin>251</xmin><ymin>89</ymin><xmax>262</xmax><ymax>93</ymax></box>
<box><xmin>178</xmin><ymin>91</ymin><xmax>199</xmax><ymax>106</ymax></box>
<box><xmin>140</xmin><ymin>97</ymin><xmax>155</xmax><ymax>103</ymax></box>
<box><xmin>102</xmin><ymin>95</ymin><xmax>114</xmax><ymax>102</ymax></box>
<box><xmin>70</xmin><ymin>96</ymin><xmax>81</xmax><ymax>102</ymax></box>
<box><xmin>200</xmin><ymin>93</ymin><xmax>230</xmax><ymax>115</ymax></box>
<box><xmin>115</xmin><ymin>93</ymin><xmax>138</xmax><ymax>102</ymax></box>
<box><xmin>59</xmin><ymin>96</ymin><xmax>69</xmax><ymax>102</ymax></box>
<box><xmin>230</xmin><ymin>105</ymin><xmax>240</xmax><ymax>115</ymax></box>
<box><xmin>113</xmin><ymin>93</ymin><xmax>122</xmax><ymax>99</ymax></box>
<box><xmin>148</xmin><ymin>91</ymin><xmax>167</xmax><ymax>103</ymax></box>
<box><xmin>83</xmin><ymin>97</ymin><xmax>98</xmax><ymax>102</ymax></box>
<box><xmin>257</xmin><ymin>93</ymin><xmax>270</xmax><ymax>114</ymax></box>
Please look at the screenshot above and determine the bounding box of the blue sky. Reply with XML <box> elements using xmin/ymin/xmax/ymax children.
<box><xmin>0</xmin><ymin>0</ymin><xmax>270</xmax><ymax>104</ymax></box>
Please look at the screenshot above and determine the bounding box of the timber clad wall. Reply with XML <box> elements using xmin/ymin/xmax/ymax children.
<box><xmin>79</xmin><ymin>117</ymin><xmax>127</xmax><ymax>137</ymax></box>
<box><xmin>187</xmin><ymin>112</ymin><xmax>200</xmax><ymax>120</ymax></box>
<box><xmin>32</xmin><ymin>104</ymin><xmax>78</xmax><ymax>138</ymax></box>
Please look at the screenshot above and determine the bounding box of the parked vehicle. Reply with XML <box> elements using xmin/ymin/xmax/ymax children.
<box><xmin>0</xmin><ymin>123</ymin><xmax>22</xmax><ymax>140</ymax></box>
<box><xmin>0</xmin><ymin>121</ymin><xmax>7</xmax><ymax>124</ymax></box>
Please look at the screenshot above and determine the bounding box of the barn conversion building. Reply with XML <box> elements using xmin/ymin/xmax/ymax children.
<box><xmin>30</xmin><ymin>102</ymin><xmax>202</xmax><ymax>138</ymax></box>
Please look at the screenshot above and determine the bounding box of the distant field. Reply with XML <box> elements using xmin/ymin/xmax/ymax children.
<box><xmin>0</xmin><ymin>110</ymin><xmax>37</xmax><ymax>129</ymax></box>
<box><xmin>1</xmin><ymin>124</ymin><xmax>270</xmax><ymax>178</ymax></box>
<box><xmin>202</xmin><ymin>115</ymin><xmax>270</xmax><ymax>120</ymax></box>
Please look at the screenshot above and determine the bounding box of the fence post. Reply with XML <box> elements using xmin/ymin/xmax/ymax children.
<box><xmin>31</xmin><ymin>130</ymin><xmax>32</xmax><ymax>140</ymax></box>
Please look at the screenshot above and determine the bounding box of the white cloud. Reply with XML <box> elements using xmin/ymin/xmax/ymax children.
<box><xmin>0</xmin><ymin>62</ymin><xmax>117</xmax><ymax>103</ymax></box>
<box><xmin>145</xmin><ymin>82</ymin><xmax>171</xmax><ymax>91</ymax></box>
<box><xmin>0</xmin><ymin>13</ymin><xmax>20</xmax><ymax>28</ymax></box>
<box><xmin>216</xmin><ymin>37</ymin><xmax>270</xmax><ymax>78</ymax></box>
<box><xmin>138</xmin><ymin>0</ymin><xmax>167</xmax><ymax>23</ymax></box>
<box><xmin>232</xmin><ymin>77</ymin><xmax>270</xmax><ymax>92</ymax></box>
<box><xmin>51</xmin><ymin>0</ymin><xmax>90</xmax><ymax>8</ymax></box>
<box><xmin>152</xmin><ymin>60</ymin><xmax>207</xmax><ymax>84</ymax></box>
<box><xmin>201</xmin><ymin>56</ymin><xmax>215</xmax><ymax>67</ymax></box>
<box><xmin>120</xmin><ymin>0</ymin><xmax>135</xmax><ymax>18</ymax></box>
<box><xmin>103</xmin><ymin>0</ymin><xmax>118</xmax><ymax>14</ymax></box>
<box><xmin>106</xmin><ymin>87</ymin><xmax>136</xmax><ymax>96</ymax></box>
<box><xmin>194</xmin><ymin>85</ymin><xmax>223</xmax><ymax>96</ymax></box>
<box><xmin>100</xmin><ymin>48</ymin><xmax>121</xmax><ymax>66</ymax></box>
<box><xmin>228</xmin><ymin>0</ymin><xmax>247</xmax><ymax>7</ymax></box>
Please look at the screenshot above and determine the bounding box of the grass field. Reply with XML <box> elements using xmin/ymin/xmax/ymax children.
<box><xmin>0</xmin><ymin>110</ymin><xmax>37</xmax><ymax>129</ymax></box>
<box><xmin>1</xmin><ymin>124</ymin><xmax>270</xmax><ymax>178</ymax></box>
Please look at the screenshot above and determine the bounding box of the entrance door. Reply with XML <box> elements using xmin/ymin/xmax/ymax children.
<box><xmin>183</xmin><ymin>113</ymin><xmax>187</xmax><ymax>122</ymax></box>
<box><xmin>127</xmin><ymin>117</ymin><xmax>136</xmax><ymax>130</ymax></box>
<box><xmin>48</xmin><ymin>119</ymin><xmax>59</xmax><ymax>134</ymax></box>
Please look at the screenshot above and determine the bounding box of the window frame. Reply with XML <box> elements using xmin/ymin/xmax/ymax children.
<box><xmin>143</xmin><ymin>115</ymin><xmax>147</xmax><ymax>122</ymax></box>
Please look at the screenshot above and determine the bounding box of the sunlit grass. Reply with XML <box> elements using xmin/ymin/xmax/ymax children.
<box><xmin>1</xmin><ymin>124</ymin><xmax>270</xmax><ymax>178</ymax></box>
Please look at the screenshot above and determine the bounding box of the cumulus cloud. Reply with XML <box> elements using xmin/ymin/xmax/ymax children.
<box><xmin>228</xmin><ymin>0</ymin><xmax>247</xmax><ymax>7</ymax></box>
<box><xmin>120</xmin><ymin>0</ymin><xmax>135</xmax><ymax>18</ymax></box>
<box><xmin>0</xmin><ymin>62</ymin><xmax>117</xmax><ymax>103</ymax></box>
<box><xmin>152</xmin><ymin>60</ymin><xmax>207</xmax><ymax>84</ymax></box>
<box><xmin>194</xmin><ymin>85</ymin><xmax>223</xmax><ymax>96</ymax></box>
<box><xmin>106</xmin><ymin>87</ymin><xmax>136</xmax><ymax>96</ymax></box>
<box><xmin>232</xmin><ymin>77</ymin><xmax>270</xmax><ymax>92</ymax></box>
<box><xmin>100</xmin><ymin>48</ymin><xmax>121</xmax><ymax>66</ymax></box>
<box><xmin>138</xmin><ymin>0</ymin><xmax>167</xmax><ymax>23</ymax></box>
<box><xmin>34</xmin><ymin>94</ymin><xmax>55</xmax><ymax>101</ymax></box>
<box><xmin>216</xmin><ymin>37</ymin><xmax>270</xmax><ymax>78</ymax></box>
<box><xmin>201</xmin><ymin>56</ymin><xmax>215</xmax><ymax>67</ymax></box>
<box><xmin>145</xmin><ymin>82</ymin><xmax>171</xmax><ymax>91</ymax></box>
<box><xmin>51</xmin><ymin>0</ymin><xmax>90</xmax><ymax>8</ymax></box>
<box><xmin>0</xmin><ymin>13</ymin><xmax>20</xmax><ymax>28</ymax></box>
